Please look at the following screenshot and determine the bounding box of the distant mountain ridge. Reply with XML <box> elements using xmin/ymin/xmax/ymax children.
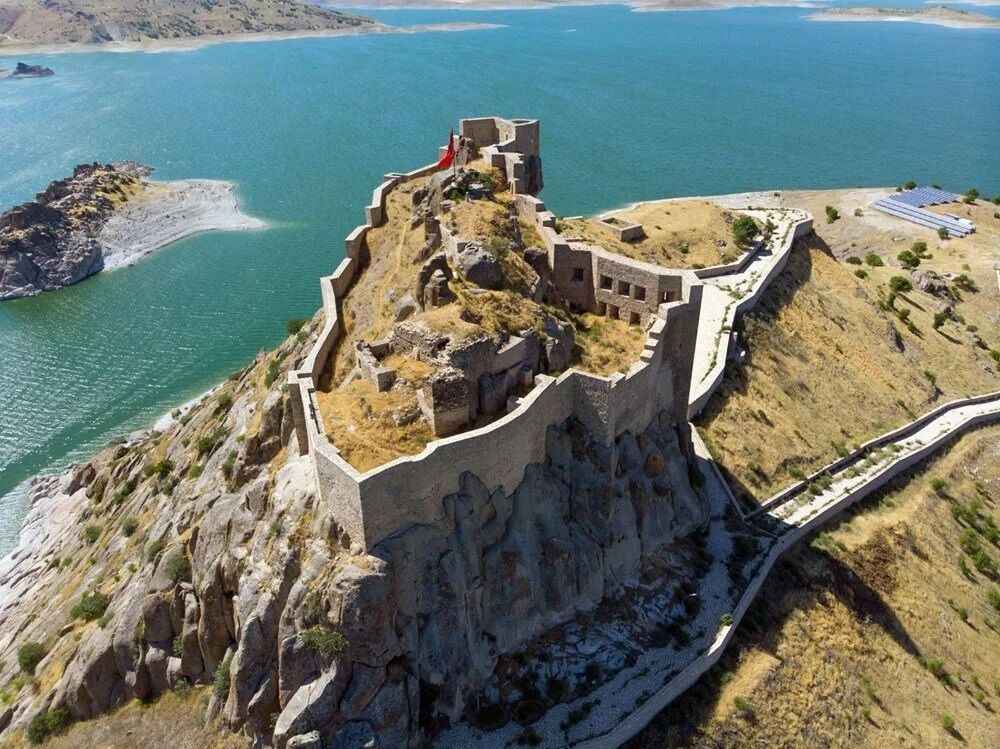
<box><xmin>0</xmin><ymin>0</ymin><xmax>374</xmax><ymax>48</ymax></box>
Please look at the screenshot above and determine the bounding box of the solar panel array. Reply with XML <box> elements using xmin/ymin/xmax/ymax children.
<box><xmin>871</xmin><ymin>198</ymin><xmax>974</xmax><ymax>238</ymax></box>
<box><xmin>891</xmin><ymin>186</ymin><xmax>960</xmax><ymax>208</ymax></box>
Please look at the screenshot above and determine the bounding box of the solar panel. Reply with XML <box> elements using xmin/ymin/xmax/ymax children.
<box><xmin>871</xmin><ymin>198</ymin><xmax>972</xmax><ymax>237</ymax></box>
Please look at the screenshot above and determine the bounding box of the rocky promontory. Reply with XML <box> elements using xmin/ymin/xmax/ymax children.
<box><xmin>0</xmin><ymin>162</ymin><xmax>264</xmax><ymax>300</ymax></box>
<box><xmin>2</xmin><ymin>61</ymin><xmax>54</xmax><ymax>77</ymax></box>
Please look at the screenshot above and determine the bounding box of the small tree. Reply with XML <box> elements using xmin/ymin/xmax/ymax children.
<box><xmin>937</xmin><ymin>227</ymin><xmax>949</xmax><ymax>240</ymax></box>
<box><xmin>864</xmin><ymin>253</ymin><xmax>884</xmax><ymax>267</ymax></box>
<box><xmin>897</xmin><ymin>250</ymin><xmax>920</xmax><ymax>269</ymax></box>
<box><xmin>903</xmin><ymin>180</ymin><xmax>917</xmax><ymax>190</ymax></box>
<box><xmin>18</xmin><ymin>642</ymin><xmax>48</xmax><ymax>675</ymax></box>
<box><xmin>889</xmin><ymin>276</ymin><xmax>913</xmax><ymax>293</ymax></box>
<box><xmin>825</xmin><ymin>205</ymin><xmax>840</xmax><ymax>224</ymax></box>
<box><xmin>731</xmin><ymin>215</ymin><xmax>758</xmax><ymax>248</ymax></box>
<box><xmin>911</xmin><ymin>240</ymin><xmax>928</xmax><ymax>256</ymax></box>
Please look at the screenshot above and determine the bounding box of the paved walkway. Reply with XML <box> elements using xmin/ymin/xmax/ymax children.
<box><xmin>688</xmin><ymin>208</ymin><xmax>810</xmax><ymax>416</ymax></box>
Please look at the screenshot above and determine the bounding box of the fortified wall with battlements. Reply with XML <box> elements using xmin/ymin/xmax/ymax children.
<box><xmin>288</xmin><ymin>117</ymin><xmax>703</xmax><ymax>552</ymax></box>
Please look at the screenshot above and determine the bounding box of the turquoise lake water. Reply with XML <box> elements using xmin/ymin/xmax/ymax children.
<box><xmin>1</xmin><ymin>5</ymin><xmax>998</xmax><ymax>551</ymax></box>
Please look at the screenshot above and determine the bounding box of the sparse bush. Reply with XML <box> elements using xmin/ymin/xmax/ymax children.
<box><xmin>83</xmin><ymin>524</ymin><xmax>101</xmax><ymax>544</ymax></box>
<box><xmin>864</xmin><ymin>253</ymin><xmax>883</xmax><ymax>267</ymax></box>
<box><xmin>825</xmin><ymin>205</ymin><xmax>839</xmax><ymax>223</ymax></box>
<box><xmin>731</xmin><ymin>215</ymin><xmax>758</xmax><ymax>248</ymax></box>
<box><xmin>930</xmin><ymin>477</ymin><xmax>948</xmax><ymax>495</ymax></box>
<box><xmin>26</xmin><ymin>707</ymin><xmax>70</xmax><ymax>745</ymax></box>
<box><xmin>933</xmin><ymin>310</ymin><xmax>950</xmax><ymax>330</ymax></box>
<box><xmin>264</xmin><ymin>358</ymin><xmax>281</xmax><ymax>387</ymax></box>
<box><xmin>196</xmin><ymin>428</ymin><xmax>226</xmax><ymax>456</ymax></box>
<box><xmin>187</xmin><ymin>463</ymin><xmax>203</xmax><ymax>480</ymax></box>
<box><xmin>145</xmin><ymin>539</ymin><xmax>166</xmax><ymax>563</ymax></box>
<box><xmin>988</xmin><ymin>587</ymin><xmax>1000</xmax><ymax>613</ymax></box>
<box><xmin>845</xmin><ymin>256</ymin><xmax>862</xmax><ymax>265</ymax></box>
<box><xmin>285</xmin><ymin>318</ymin><xmax>309</xmax><ymax>336</ymax></box>
<box><xmin>18</xmin><ymin>642</ymin><xmax>48</xmax><ymax>676</ymax></box>
<box><xmin>903</xmin><ymin>180</ymin><xmax>917</xmax><ymax>190</ymax></box>
<box><xmin>300</xmin><ymin>626</ymin><xmax>348</xmax><ymax>659</ymax></box>
<box><xmin>941</xmin><ymin>712</ymin><xmax>955</xmax><ymax>733</ymax></box>
<box><xmin>145</xmin><ymin>458</ymin><xmax>174</xmax><ymax>480</ymax></box>
<box><xmin>938</xmin><ymin>227</ymin><xmax>949</xmax><ymax>240</ymax></box>
<box><xmin>889</xmin><ymin>276</ymin><xmax>912</xmax><ymax>293</ymax></box>
<box><xmin>896</xmin><ymin>251</ymin><xmax>920</xmax><ymax>270</ymax></box>
<box><xmin>222</xmin><ymin>451</ymin><xmax>237</xmax><ymax>480</ymax></box>
<box><xmin>964</xmin><ymin>188</ymin><xmax>979</xmax><ymax>202</ymax></box>
<box><xmin>853</xmin><ymin>207</ymin><xmax>863</xmax><ymax>217</ymax></box>
<box><xmin>720</xmin><ymin>613</ymin><xmax>734</xmax><ymax>627</ymax></box>
<box><xmin>213</xmin><ymin>652</ymin><xmax>233</xmax><ymax>699</ymax></box>
<box><xmin>733</xmin><ymin>695</ymin><xmax>754</xmax><ymax>718</ymax></box>
<box><xmin>911</xmin><ymin>240</ymin><xmax>928</xmax><ymax>256</ymax></box>
<box><xmin>953</xmin><ymin>274</ymin><xmax>977</xmax><ymax>293</ymax></box>
<box><xmin>854</xmin><ymin>269</ymin><xmax>868</xmax><ymax>279</ymax></box>
<box><xmin>165</xmin><ymin>552</ymin><xmax>192</xmax><ymax>584</ymax></box>
<box><xmin>71</xmin><ymin>591</ymin><xmax>110</xmax><ymax>622</ymax></box>
<box><xmin>216</xmin><ymin>393</ymin><xmax>233</xmax><ymax>413</ymax></box>
<box><xmin>121</xmin><ymin>517</ymin><xmax>138</xmax><ymax>537</ymax></box>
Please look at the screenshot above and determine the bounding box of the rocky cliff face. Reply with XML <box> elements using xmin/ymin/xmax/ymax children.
<box><xmin>0</xmin><ymin>313</ymin><xmax>709</xmax><ymax>747</ymax></box>
<box><xmin>0</xmin><ymin>162</ymin><xmax>147</xmax><ymax>300</ymax></box>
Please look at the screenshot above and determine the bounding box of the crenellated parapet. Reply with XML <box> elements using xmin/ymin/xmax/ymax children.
<box><xmin>289</xmin><ymin>117</ymin><xmax>703</xmax><ymax>552</ymax></box>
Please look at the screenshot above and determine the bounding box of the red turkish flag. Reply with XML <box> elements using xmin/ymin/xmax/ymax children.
<box><xmin>436</xmin><ymin>130</ymin><xmax>455</xmax><ymax>170</ymax></box>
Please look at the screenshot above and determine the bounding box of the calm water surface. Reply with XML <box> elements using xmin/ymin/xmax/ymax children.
<box><xmin>1</xmin><ymin>5</ymin><xmax>998</xmax><ymax>551</ymax></box>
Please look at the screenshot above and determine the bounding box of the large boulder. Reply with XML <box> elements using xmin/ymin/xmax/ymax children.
<box><xmin>452</xmin><ymin>240</ymin><xmax>503</xmax><ymax>290</ymax></box>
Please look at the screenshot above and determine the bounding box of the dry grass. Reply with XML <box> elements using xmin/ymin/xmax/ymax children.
<box><xmin>573</xmin><ymin>313</ymin><xmax>648</xmax><ymax>376</ymax></box>
<box><xmin>316</xmin><ymin>373</ymin><xmax>434</xmax><ymax>473</ymax></box>
<box><xmin>699</xmin><ymin>230</ymin><xmax>999</xmax><ymax>505</ymax></box>
<box><xmin>563</xmin><ymin>200</ymin><xmax>740</xmax><ymax>269</ymax></box>
<box><xmin>0</xmin><ymin>688</ymin><xmax>248</xmax><ymax>749</ymax></box>
<box><xmin>630</xmin><ymin>426</ymin><xmax>1000</xmax><ymax>749</ymax></box>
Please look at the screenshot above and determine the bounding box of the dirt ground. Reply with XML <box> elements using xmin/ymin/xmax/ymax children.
<box><xmin>630</xmin><ymin>425</ymin><xmax>1000</xmax><ymax>749</ymax></box>
<box><xmin>698</xmin><ymin>188</ymin><xmax>1000</xmax><ymax>505</ymax></box>
<box><xmin>562</xmin><ymin>199</ymin><xmax>742</xmax><ymax>269</ymax></box>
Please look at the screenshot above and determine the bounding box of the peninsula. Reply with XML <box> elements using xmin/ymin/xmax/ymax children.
<box><xmin>0</xmin><ymin>162</ymin><xmax>264</xmax><ymax>300</ymax></box>
<box><xmin>0</xmin><ymin>119</ymin><xmax>997</xmax><ymax>749</ymax></box>
<box><xmin>0</xmin><ymin>0</ymin><xmax>374</xmax><ymax>50</ymax></box>
<box><xmin>808</xmin><ymin>5</ymin><xmax>1000</xmax><ymax>29</ymax></box>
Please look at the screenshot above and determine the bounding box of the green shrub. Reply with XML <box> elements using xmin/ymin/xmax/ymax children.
<box><xmin>896</xmin><ymin>250</ymin><xmax>920</xmax><ymax>269</ymax></box>
<box><xmin>864</xmin><ymin>253</ymin><xmax>883</xmax><ymax>267</ymax></box>
<box><xmin>731</xmin><ymin>215</ymin><xmax>758</xmax><ymax>248</ymax></box>
<box><xmin>145</xmin><ymin>539</ymin><xmax>166</xmax><ymax>563</ymax></box>
<box><xmin>825</xmin><ymin>205</ymin><xmax>840</xmax><ymax>223</ymax></box>
<box><xmin>903</xmin><ymin>180</ymin><xmax>917</xmax><ymax>190</ymax></box>
<box><xmin>845</xmin><ymin>256</ymin><xmax>862</xmax><ymax>265</ymax></box>
<box><xmin>964</xmin><ymin>188</ymin><xmax>979</xmax><ymax>202</ymax></box>
<box><xmin>854</xmin><ymin>269</ymin><xmax>868</xmax><ymax>279</ymax></box>
<box><xmin>187</xmin><ymin>463</ymin><xmax>203</xmax><ymax>480</ymax></box>
<box><xmin>26</xmin><ymin>707</ymin><xmax>71</xmax><ymax>745</ymax></box>
<box><xmin>264</xmin><ymin>358</ymin><xmax>281</xmax><ymax>388</ymax></box>
<box><xmin>285</xmin><ymin>318</ymin><xmax>309</xmax><ymax>336</ymax></box>
<box><xmin>941</xmin><ymin>713</ymin><xmax>955</xmax><ymax>733</ymax></box>
<box><xmin>938</xmin><ymin>227</ymin><xmax>949</xmax><ymax>240</ymax></box>
<box><xmin>121</xmin><ymin>517</ymin><xmax>138</xmax><ymax>537</ymax></box>
<box><xmin>165</xmin><ymin>552</ymin><xmax>192</xmax><ymax>584</ymax></box>
<box><xmin>18</xmin><ymin>642</ymin><xmax>48</xmax><ymax>676</ymax></box>
<box><xmin>216</xmin><ymin>393</ymin><xmax>233</xmax><ymax>413</ymax></box>
<box><xmin>929</xmin><ymin>477</ymin><xmax>948</xmax><ymax>495</ymax></box>
<box><xmin>196</xmin><ymin>428</ymin><xmax>226</xmax><ymax>456</ymax></box>
<box><xmin>222</xmin><ymin>451</ymin><xmax>237</xmax><ymax>480</ymax></box>
<box><xmin>953</xmin><ymin>274</ymin><xmax>977</xmax><ymax>293</ymax></box>
<box><xmin>988</xmin><ymin>588</ymin><xmax>1000</xmax><ymax>612</ymax></box>
<box><xmin>733</xmin><ymin>695</ymin><xmax>754</xmax><ymax>717</ymax></box>
<box><xmin>301</xmin><ymin>626</ymin><xmax>348</xmax><ymax>659</ymax></box>
<box><xmin>83</xmin><ymin>525</ymin><xmax>101</xmax><ymax>545</ymax></box>
<box><xmin>888</xmin><ymin>276</ymin><xmax>912</xmax><ymax>293</ymax></box>
<box><xmin>911</xmin><ymin>240</ymin><xmax>928</xmax><ymax>255</ymax></box>
<box><xmin>71</xmin><ymin>591</ymin><xmax>110</xmax><ymax>622</ymax></box>
<box><xmin>213</xmin><ymin>652</ymin><xmax>233</xmax><ymax>699</ymax></box>
<box><xmin>145</xmin><ymin>459</ymin><xmax>174</xmax><ymax>479</ymax></box>
<box><xmin>720</xmin><ymin>613</ymin><xmax>734</xmax><ymax>627</ymax></box>
<box><xmin>111</xmin><ymin>478</ymin><xmax>137</xmax><ymax>506</ymax></box>
<box><xmin>933</xmin><ymin>311</ymin><xmax>949</xmax><ymax>330</ymax></box>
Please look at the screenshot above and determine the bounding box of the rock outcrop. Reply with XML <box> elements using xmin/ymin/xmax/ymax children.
<box><xmin>6</xmin><ymin>62</ymin><xmax>55</xmax><ymax>78</ymax></box>
<box><xmin>0</xmin><ymin>311</ymin><xmax>709</xmax><ymax>747</ymax></box>
<box><xmin>0</xmin><ymin>162</ymin><xmax>147</xmax><ymax>300</ymax></box>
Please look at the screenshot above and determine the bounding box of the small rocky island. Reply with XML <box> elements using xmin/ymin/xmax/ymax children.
<box><xmin>2</xmin><ymin>61</ymin><xmax>54</xmax><ymax>78</ymax></box>
<box><xmin>0</xmin><ymin>162</ymin><xmax>264</xmax><ymax>301</ymax></box>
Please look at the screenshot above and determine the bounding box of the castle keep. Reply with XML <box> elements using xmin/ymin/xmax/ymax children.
<box><xmin>288</xmin><ymin>117</ymin><xmax>703</xmax><ymax>551</ymax></box>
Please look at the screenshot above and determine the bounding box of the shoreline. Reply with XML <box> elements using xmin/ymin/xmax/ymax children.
<box><xmin>98</xmin><ymin>178</ymin><xmax>266</xmax><ymax>271</ymax></box>
<box><xmin>0</xmin><ymin>22</ymin><xmax>505</xmax><ymax>57</ymax></box>
<box><xmin>807</xmin><ymin>8</ymin><xmax>1000</xmax><ymax>29</ymax></box>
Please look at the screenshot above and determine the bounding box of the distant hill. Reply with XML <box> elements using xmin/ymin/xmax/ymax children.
<box><xmin>0</xmin><ymin>0</ymin><xmax>374</xmax><ymax>48</ymax></box>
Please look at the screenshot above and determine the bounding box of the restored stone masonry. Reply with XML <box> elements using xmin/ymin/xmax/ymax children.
<box><xmin>289</xmin><ymin>117</ymin><xmax>703</xmax><ymax>552</ymax></box>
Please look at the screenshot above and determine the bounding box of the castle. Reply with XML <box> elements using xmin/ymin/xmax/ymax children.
<box><xmin>288</xmin><ymin>117</ymin><xmax>703</xmax><ymax>551</ymax></box>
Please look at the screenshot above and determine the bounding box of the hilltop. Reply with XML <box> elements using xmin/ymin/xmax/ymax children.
<box><xmin>0</xmin><ymin>0</ymin><xmax>374</xmax><ymax>51</ymax></box>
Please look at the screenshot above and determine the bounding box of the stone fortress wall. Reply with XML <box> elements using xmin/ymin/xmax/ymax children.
<box><xmin>289</xmin><ymin>117</ymin><xmax>703</xmax><ymax>552</ymax></box>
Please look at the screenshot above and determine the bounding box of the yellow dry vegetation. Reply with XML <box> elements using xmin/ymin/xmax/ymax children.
<box><xmin>699</xmin><ymin>233</ymin><xmax>999</xmax><ymax>505</ymax></box>
<box><xmin>563</xmin><ymin>200</ymin><xmax>740</xmax><ymax>269</ymax></box>
<box><xmin>573</xmin><ymin>312</ymin><xmax>648</xmax><ymax>376</ymax></box>
<box><xmin>634</xmin><ymin>426</ymin><xmax>1000</xmax><ymax>749</ymax></box>
<box><xmin>317</xmin><ymin>373</ymin><xmax>434</xmax><ymax>473</ymax></box>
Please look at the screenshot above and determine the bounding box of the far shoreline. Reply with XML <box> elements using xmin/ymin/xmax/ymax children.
<box><xmin>0</xmin><ymin>22</ymin><xmax>505</xmax><ymax>57</ymax></box>
<box><xmin>807</xmin><ymin>7</ymin><xmax>1000</xmax><ymax>29</ymax></box>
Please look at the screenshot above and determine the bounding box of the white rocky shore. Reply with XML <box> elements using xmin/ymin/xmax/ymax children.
<box><xmin>0</xmin><ymin>162</ymin><xmax>265</xmax><ymax>301</ymax></box>
<box><xmin>98</xmin><ymin>179</ymin><xmax>266</xmax><ymax>270</ymax></box>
